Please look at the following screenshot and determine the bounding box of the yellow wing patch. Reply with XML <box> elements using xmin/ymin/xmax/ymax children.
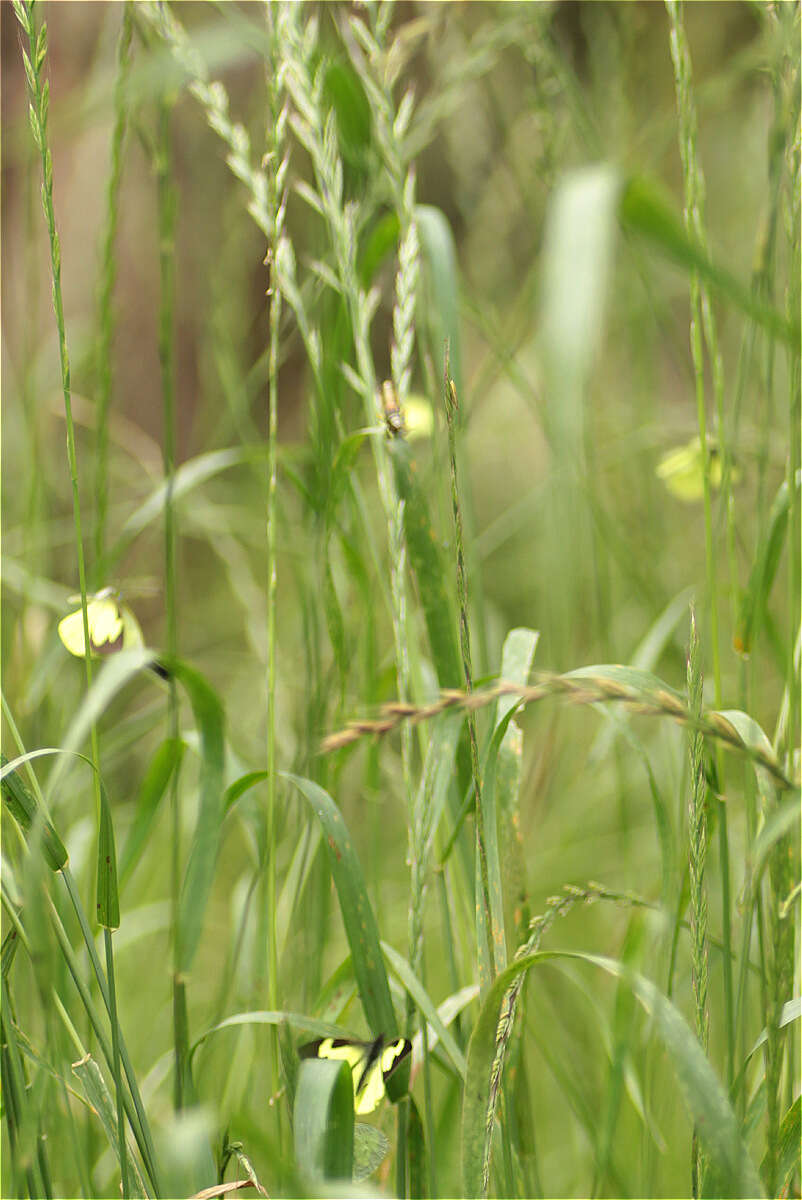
<box><xmin>58</xmin><ymin>592</ymin><xmax>144</xmax><ymax>659</ymax></box>
<box><xmin>299</xmin><ymin>1035</ymin><xmax>411</xmax><ymax>1115</ymax></box>
<box><xmin>656</xmin><ymin>437</ymin><xmax>738</xmax><ymax>502</ymax></box>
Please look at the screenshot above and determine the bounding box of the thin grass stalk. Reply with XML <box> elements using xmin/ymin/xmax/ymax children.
<box><xmin>13</xmin><ymin>6</ymin><xmax>137</xmax><ymax>1187</ymax></box>
<box><xmin>13</xmin><ymin>0</ymin><xmax>100</xmax><ymax>743</ymax></box>
<box><xmin>730</xmin><ymin>27</ymin><xmax>790</xmax><ymax>1088</ymax></box>
<box><xmin>343</xmin><ymin>22</ymin><xmax>426</xmax><ymax>1176</ymax></box>
<box><xmin>263</xmin><ymin>0</ymin><xmax>290</xmax><ymax>1135</ymax></box>
<box><xmin>93</xmin><ymin>1</ymin><xmax>134</xmax><ymax>586</ymax></box>
<box><xmin>666</xmin><ymin>0</ymin><xmax>734</xmax><ymax>1089</ymax></box>
<box><xmin>103</xmin><ymin>927</ymin><xmax>130</xmax><ymax>1198</ymax></box>
<box><xmin>153</xmin><ymin>93</ymin><xmax>185</xmax><ymax>1111</ymax></box>
<box><xmin>778</xmin><ymin>25</ymin><xmax>801</xmax><ymax>1128</ymax></box>
<box><xmin>686</xmin><ymin>609</ymin><xmax>709</xmax><ymax>1196</ymax></box>
<box><xmin>444</xmin><ymin>365</ymin><xmax>496</xmax><ymax>986</ymax></box>
<box><xmin>57</xmin><ymin>873</ymin><xmax>160</xmax><ymax>1194</ymax></box>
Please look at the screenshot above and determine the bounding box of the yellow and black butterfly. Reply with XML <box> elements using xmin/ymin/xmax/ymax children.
<box><xmin>298</xmin><ymin>1035</ymin><xmax>412</xmax><ymax>1115</ymax></box>
<box><xmin>58</xmin><ymin>588</ymin><xmax>144</xmax><ymax>658</ymax></box>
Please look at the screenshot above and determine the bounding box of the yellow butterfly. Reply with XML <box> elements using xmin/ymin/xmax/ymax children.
<box><xmin>58</xmin><ymin>588</ymin><xmax>144</xmax><ymax>659</ymax></box>
<box><xmin>299</xmin><ymin>1035</ymin><xmax>412</xmax><ymax>1115</ymax></box>
<box><xmin>656</xmin><ymin>436</ymin><xmax>738</xmax><ymax>502</ymax></box>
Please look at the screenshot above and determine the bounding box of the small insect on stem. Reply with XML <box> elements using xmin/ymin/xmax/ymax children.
<box><xmin>381</xmin><ymin>379</ymin><xmax>406</xmax><ymax>438</ymax></box>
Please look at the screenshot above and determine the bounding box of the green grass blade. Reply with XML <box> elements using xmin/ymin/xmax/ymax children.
<box><xmin>390</xmin><ymin>438</ymin><xmax>461</xmax><ymax>688</ymax></box>
<box><xmin>735</xmin><ymin>477</ymin><xmax>795</xmax><ymax>658</ymax></box>
<box><xmin>417</xmin><ymin>204</ymin><xmax>462</xmax><ymax>397</ymax></box>
<box><xmin>381</xmin><ymin>939</ymin><xmax>467</xmax><ymax>1080</ymax></box>
<box><xmin>761</xmin><ymin>1093</ymin><xmax>801</xmax><ymax>1198</ymax></box>
<box><xmin>294</xmin><ymin>1058</ymin><xmax>355</xmax><ymax>1182</ymax></box>
<box><xmin>72</xmin><ymin>1052</ymin><xmax>148</xmax><ymax>1198</ymax></box>
<box><xmin>190</xmin><ymin>1010</ymin><xmax>353</xmax><ymax>1063</ymax></box>
<box><xmin>539</xmin><ymin>164</ymin><xmax>621</xmax><ymax>408</ymax></box>
<box><xmin>284</xmin><ymin>774</ymin><xmax>399</xmax><ymax>1039</ymax></box>
<box><xmin>48</xmin><ymin>648</ymin><xmax>156</xmax><ymax>796</ymax></box>
<box><xmin>1</xmin><ymin>755</ymin><xmax>68</xmax><ymax>871</ymax></box>
<box><xmin>619</xmin><ymin>175</ymin><xmax>799</xmax><ymax>346</ymax></box>
<box><xmin>119</xmin><ymin>739</ymin><xmax>185</xmax><ymax>887</ymax></box>
<box><xmin>169</xmin><ymin>660</ymin><xmax>225</xmax><ymax>974</ymax></box>
<box><xmin>477</xmin><ymin>708</ymin><xmax>521</xmax><ymax>979</ymax></box>
<box><xmin>97</xmin><ymin>777</ymin><xmax>120</xmax><ymax>929</ymax></box>
<box><xmin>108</xmin><ymin>446</ymin><xmax>266</xmax><ymax>569</ymax></box>
<box><xmin>406</xmin><ymin>1093</ymin><xmax>427</xmax><ymax>1199</ymax></box>
<box><xmin>496</xmin><ymin>628</ymin><xmax>539</xmax><ymax>725</ymax></box>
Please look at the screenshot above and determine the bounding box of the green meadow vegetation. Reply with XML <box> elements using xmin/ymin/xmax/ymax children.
<box><xmin>2</xmin><ymin>1</ymin><xmax>800</xmax><ymax>1196</ymax></box>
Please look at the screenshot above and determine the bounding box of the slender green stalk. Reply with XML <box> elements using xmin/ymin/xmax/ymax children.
<box><xmin>14</xmin><ymin>0</ymin><xmax>98</xmax><ymax>718</ymax></box>
<box><xmin>666</xmin><ymin>0</ymin><xmax>734</xmax><ymax>1089</ymax></box>
<box><xmin>153</xmin><ymin>93</ymin><xmax>184</xmax><ymax>1110</ymax></box>
<box><xmin>263</xmin><ymin>0</ymin><xmax>290</xmax><ymax>1136</ymax></box>
<box><xmin>104</xmin><ymin>927</ymin><xmax>130</xmax><ymax>1198</ymax></box>
<box><xmin>686</xmin><ymin>609</ymin><xmax>709</xmax><ymax>1196</ymax></box>
<box><xmin>93</xmin><ymin>2</ymin><xmax>134</xmax><ymax>586</ymax></box>
<box><xmin>444</xmin><ymin>364</ymin><xmax>495</xmax><ymax>985</ymax></box>
<box><xmin>13</xmin><ymin>7</ymin><xmax>138</xmax><ymax>1189</ymax></box>
<box><xmin>58</xmin><ymin>872</ymin><xmax>161</xmax><ymax>1195</ymax></box>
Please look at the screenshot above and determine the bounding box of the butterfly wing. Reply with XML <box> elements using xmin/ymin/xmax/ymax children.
<box><xmin>355</xmin><ymin>1037</ymin><xmax>412</xmax><ymax>1114</ymax></box>
<box><xmin>58</xmin><ymin>596</ymin><xmax>143</xmax><ymax>658</ymax></box>
<box><xmin>299</xmin><ymin>1037</ymin><xmax>374</xmax><ymax>1109</ymax></box>
<box><xmin>298</xmin><ymin>1036</ymin><xmax>411</xmax><ymax>1115</ymax></box>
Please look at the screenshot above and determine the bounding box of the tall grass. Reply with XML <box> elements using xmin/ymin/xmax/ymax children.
<box><xmin>2</xmin><ymin>3</ymin><xmax>799</xmax><ymax>1198</ymax></box>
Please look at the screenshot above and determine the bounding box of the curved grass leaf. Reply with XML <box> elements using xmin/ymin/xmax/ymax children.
<box><xmin>324</xmin><ymin>59</ymin><xmax>372</xmax><ymax>169</ymax></box>
<box><xmin>415</xmin><ymin>711</ymin><xmax>463</xmax><ymax>866</ymax></box>
<box><xmin>496</xmin><ymin>628</ymin><xmax>539</xmax><ymax>726</ymax></box>
<box><xmin>389</xmin><ymin>438</ymin><xmax>461</xmax><ymax>689</ymax></box>
<box><xmin>735</xmin><ymin>477</ymin><xmax>795</xmax><ymax>656</ymax></box>
<box><xmin>417</xmin><ymin>204</ymin><xmax>461</xmax><ymax>397</ymax></box>
<box><xmin>294</xmin><ymin>1058</ymin><xmax>354</xmax><ymax>1182</ymax></box>
<box><xmin>477</xmin><ymin>707</ymin><xmax>521</xmax><ymax>982</ymax></box>
<box><xmin>96</xmin><ymin>776</ymin><xmax>119</xmax><ymax>929</ymax></box>
<box><xmin>566</xmin><ymin>662</ymin><xmax>683</xmax><ymax>701</ymax></box>
<box><xmin>715</xmin><ymin>709</ymin><xmax>779</xmax><ymax>805</ymax></box>
<box><xmin>359</xmin><ymin>211</ymin><xmax>399</xmax><ymax>286</ymax></box>
<box><xmin>48</xmin><ymin>647</ymin><xmax>155</xmax><ymax>797</ymax></box>
<box><xmin>110</xmin><ymin>447</ymin><xmax>266</xmax><ymax>568</ymax></box>
<box><xmin>190</xmin><ymin>1010</ymin><xmax>353</xmax><ymax>1064</ymax></box>
<box><xmin>223</xmin><ymin>769</ymin><xmax>268</xmax><ymax>815</ymax></box>
<box><xmin>72</xmin><ymin>1053</ymin><xmax>147</xmax><ymax>1198</ymax></box>
<box><xmin>284</xmin><ymin>774</ymin><xmax>398</xmax><ymax>1040</ymax></box>
<box><xmin>620</xmin><ymin>175</ymin><xmax>799</xmax><ymax>346</ymax></box>
<box><xmin>1</xmin><ymin>753</ymin><xmax>68</xmax><ymax>871</ymax></box>
<box><xmin>749</xmin><ymin>795</ymin><xmax>801</xmax><ymax>889</ymax></box>
<box><xmin>590</xmin><ymin>587</ymin><xmax>693</xmax><ymax>762</ymax></box>
<box><xmin>538</xmin><ymin>164</ymin><xmax>621</xmax><ymax>416</ymax></box>
<box><xmin>381</xmin><ymin>940</ymin><xmax>467</xmax><ymax>1080</ymax></box>
<box><xmin>761</xmin><ymin>1094</ymin><xmax>801</xmax><ymax>1197</ymax></box>
<box><xmin>119</xmin><ymin>737</ymin><xmax>185</xmax><ymax>886</ymax></box>
<box><xmin>462</xmin><ymin>950</ymin><xmax>763</xmax><ymax>1198</ymax></box>
<box><xmin>169</xmin><ymin>660</ymin><xmax>225</xmax><ymax>974</ymax></box>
